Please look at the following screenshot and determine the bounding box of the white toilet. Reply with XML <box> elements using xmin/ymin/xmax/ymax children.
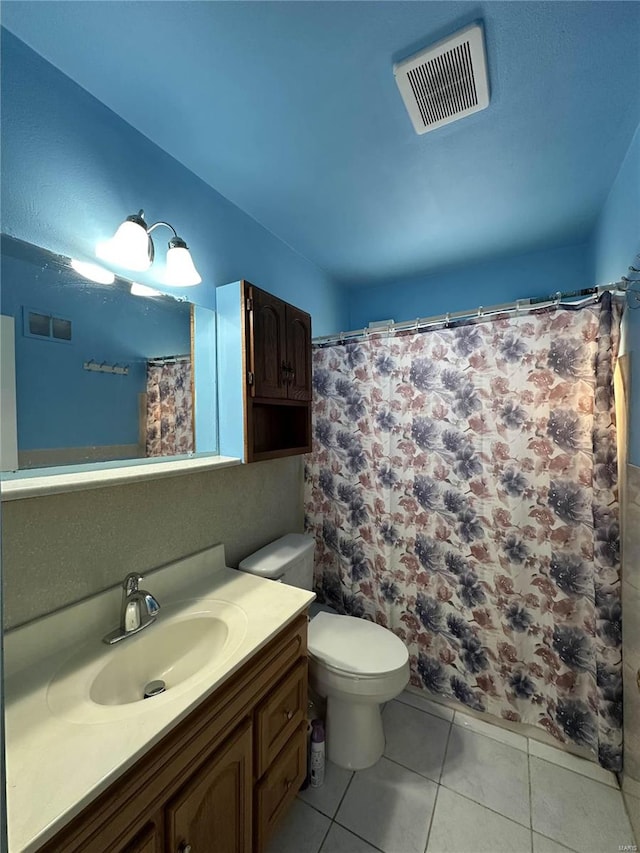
<box><xmin>238</xmin><ymin>533</ymin><xmax>409</xmax><ymax>770</ymax></box>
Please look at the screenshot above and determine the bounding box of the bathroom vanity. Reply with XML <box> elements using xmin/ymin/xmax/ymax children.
<box><xmin>3</xmin><ymin>545</ymin><xmax>314</xmax><ymax>852</ymax></box>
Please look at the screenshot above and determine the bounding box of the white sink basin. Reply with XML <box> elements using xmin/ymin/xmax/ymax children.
<box><xmin>90</xmin><ymin>615</ymin><xmax>230</xmax><ymax>706</ymax></box>
<box><xmin>47</xmin><ymin>598</ymin><xmax>248</xmax><ymax>723</ymax></box>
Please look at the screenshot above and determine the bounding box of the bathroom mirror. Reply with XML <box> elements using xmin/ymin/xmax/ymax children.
<box><xmin>0</xmin><ymin>235</ymin><xmax>217</xmax><ymax>472</ymax></box>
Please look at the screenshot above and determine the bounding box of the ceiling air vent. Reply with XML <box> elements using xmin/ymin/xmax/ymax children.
<box><xmin>394</xmin><ymin>23</ymin><xmax>489</xmax><ymax>135</ymax></box>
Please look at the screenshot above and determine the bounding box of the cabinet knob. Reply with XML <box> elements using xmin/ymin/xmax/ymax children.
<box><xmin>179</xmin><ymin>844</ymin><xmax>192</xmax><ymax>853</ymax></box>
<box><xmin>285</xmin><ymin>779</ymin><xmax>293</xmax><ymax>790</ymax></box>
<box><xmin>284</xmin><ymin>709</ymin><xmax>293</xmax><ymax>720</ymax></box>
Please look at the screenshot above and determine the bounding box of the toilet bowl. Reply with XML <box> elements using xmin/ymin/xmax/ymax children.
<box><xmin>307</xmin><ymin>608</ymin><xmax>409</xmax><ymax>769</ymax></box>
<box><xmin>238</xmin><ymin>534</ymin><xmax>410</xmax><ymax>770</ymax></box>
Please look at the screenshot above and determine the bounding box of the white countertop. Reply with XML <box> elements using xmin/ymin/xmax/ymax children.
<box><xmin>4</xmin><ymin>544</ymin><xmax>314</xmax><ymax>852</ymax></box>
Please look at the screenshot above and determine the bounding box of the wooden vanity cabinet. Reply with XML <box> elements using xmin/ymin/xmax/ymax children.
<box><xmin>166</xmin><ymin>721</ymin><xmax>253</xmax><ymax>853</ymax></box>
<box><xmin>248</xmin><ymin>286</ymin><xmax>312</xmax><ymax>404</ymax></box>
<box><xmin>121</xmin><ymin>822</ymin><xmax>162</xmax><ymax>853</ymax></box>
<box><xmin>217</xmin><ymin>280</ymin><xmax>312</xmax><ymax>463</ymax></box>
<box><xmin>38</xmin><ymin>615</ymin><xmax>309</xmax><ymax>853</ymax></box>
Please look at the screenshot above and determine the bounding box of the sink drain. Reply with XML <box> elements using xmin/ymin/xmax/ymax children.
<box><xmin>143</xmin><ymin>679</ymin><xmax>166</xmax><ymax>699</ymax></box>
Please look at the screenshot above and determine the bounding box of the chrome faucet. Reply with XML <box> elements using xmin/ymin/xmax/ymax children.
<box><xmin>103</xmin><ymin>573</ymin><xmax>161</xmax><ymax>645</ymax></box>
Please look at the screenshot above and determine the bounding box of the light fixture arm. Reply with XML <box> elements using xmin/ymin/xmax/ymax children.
<box><xmin>145</xmin><ymin>217</ymin><xmax>192</xmax><ymax>254</ymax></box>
<box><xmin>146</xmin><ymin>220</ymin><xmax>179</xmax><ymax>239</ymax></box>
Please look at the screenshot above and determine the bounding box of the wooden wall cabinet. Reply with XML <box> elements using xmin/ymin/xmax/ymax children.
<box><xmin>217</xmin><ymin>280</ymin><xmax>312</xmax><ymax>463</ymax></box>
<box><xmin>39</xmin><ymin>616</ymin><xmax>309</xmax><ymax>853</ymax></box>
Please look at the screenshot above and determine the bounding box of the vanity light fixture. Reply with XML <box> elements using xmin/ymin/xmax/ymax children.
<box><xmin>70</xmin><ymin>258</ymin><xmax>115</xmax><ymax>285</ymax></box>
<box><xmin>97</xmin><ymin>210</ymin><xmax>202</xmax><ymax>286</ymax></box>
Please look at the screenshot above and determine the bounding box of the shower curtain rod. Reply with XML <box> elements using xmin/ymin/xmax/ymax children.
<box><xmin>147</xmin><ymin>353</ymin><xmax>190</xmax><ymax>365</ymax></box>
<box><xmin>312</xmin><ymin>280</ymin><xmax>631</xmax><ymax>346</ymax></box>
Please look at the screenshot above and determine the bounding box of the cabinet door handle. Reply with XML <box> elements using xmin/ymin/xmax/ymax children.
<box><xmin>178</xmin><ymin>844</ymin><xmax>192</xmax><ymax>853</ymax></box>
<box><xmin>284</xmin><ymin>709</ymin><xmax>293</xmax><ymax>720</ymax></box>
<box><xmin>285</xmin><ymin>778</ymin><xmax>293</xmax><ymax>790</ymax></box>
<box><xmin>281</xmin><ymin>361</ymin><xmax>290</xmax><ymax>383</ymax></box>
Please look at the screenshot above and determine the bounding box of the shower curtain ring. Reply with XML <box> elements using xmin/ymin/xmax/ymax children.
<box><xmin>477</xmin><ymin>305</ymin><xmax>484</xmax><ymax>317</ymax></box>
<box><xmin>414</xmin><ymin>318</ymin><xmax>420</xmax><ymax>330</ymax></box>
<box><xmin>554</xmin><ymin>291</ymin><xmax>562</xmax><ymax>306</ymax></box>
<box><xmin>445</xmin><ymin>312</ymin><xmax>450</xmax><ymax>327</ymax></box>
<box><xmin>515</xmin><ymin>300</ymin><xmax>523</xmax><ymax>316</ymax></box>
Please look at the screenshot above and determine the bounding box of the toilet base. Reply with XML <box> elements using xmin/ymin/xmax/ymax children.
<box><xmin>325</xmin><ymin>696</ymin><xmax>385</xmax><ymax>770</ymax></box>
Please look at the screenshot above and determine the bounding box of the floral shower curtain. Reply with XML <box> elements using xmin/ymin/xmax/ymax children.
<box><xmin>145</xmin><ymin>359</ymin><xmax>194</xmax><ymax>457</ymax></box>
<box><xmin>304</xmin><ymin>294</ymin><xmax>623</xmax><ymax>769</ymax></box>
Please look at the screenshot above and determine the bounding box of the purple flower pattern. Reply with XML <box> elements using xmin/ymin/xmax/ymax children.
<box><xmin>304</xmin><ymin>296</ymin><xmax>622</xmax><ymax>769</ymax></box>
<box><xmin>146</xmin><ymin>361</ymin><xmax>194</xmax><ymax>457</ymax></box>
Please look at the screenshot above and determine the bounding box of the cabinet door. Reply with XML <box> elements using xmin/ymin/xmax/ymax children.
<box><xmin>255</xmin><ymin>723</ymin><xmax>307</xmax><ymax>853</ymax></box>
<box><xmin>249</xmin><ymin>286</ymin><xmax>287</xmax><ymax>399</ymax></box>
<box><xmin>120</xmin><ymin>821</ymin><xmax>163</xmax><ymax>853</ymax></box>
<box><xmin>285</xmin><ymin>306</ymin><xmax>312</xmax><ymax>401</ymax></box>
<box><xmin>166</xmin><ymin>722</ymin><xmax>252</xmax><ymax>853</ymax></box>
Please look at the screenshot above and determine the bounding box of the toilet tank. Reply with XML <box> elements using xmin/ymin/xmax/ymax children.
<box><xmin>238</xmin><ymin>533</ymin><xmax>315</xmax><ymax>589</ymax></box>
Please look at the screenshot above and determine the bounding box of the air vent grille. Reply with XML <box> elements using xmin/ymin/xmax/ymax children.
<box><xmin>394</xmin><ymin>24</ymin><xmax>489</xmax><ymax>135</ymax></box>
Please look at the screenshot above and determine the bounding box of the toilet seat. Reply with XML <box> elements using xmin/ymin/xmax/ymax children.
<box><xmin>308</xmin><ymin>612</ymin><xmax>408</xmax><ymax>677</ymax></box>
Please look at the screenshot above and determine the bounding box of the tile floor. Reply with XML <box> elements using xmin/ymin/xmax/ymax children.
<box><xmin>268</xmin><ymin>690</ymin><xmax>636</xmax><ymax>853</ymax></box>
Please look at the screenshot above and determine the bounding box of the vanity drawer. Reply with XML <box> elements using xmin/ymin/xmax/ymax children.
<box><xmin>255</xmin><ymin>658</ymin><xmax>307</xmax><ymax>777</ymax></box>
<box><xmin>255</xmin><ymin>722</ymin><xmax>307</xmax><ymax>852</ymax></box>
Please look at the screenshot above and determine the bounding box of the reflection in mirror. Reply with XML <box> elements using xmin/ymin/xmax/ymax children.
<box><xmin>0</xmin><ymin>235</ymin><xmax>217</xmax><ymax>472</ymax></box>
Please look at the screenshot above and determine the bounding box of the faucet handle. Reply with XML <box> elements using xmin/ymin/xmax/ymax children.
<box><xmin>142</xmin><ymin>591</ymin><xmax>161</xmax><ymax>617</ymax></box>
<box><xmin>123</xmin><ymin>573</ymin><xmax>143</xmax><ymax>595</ymax></box>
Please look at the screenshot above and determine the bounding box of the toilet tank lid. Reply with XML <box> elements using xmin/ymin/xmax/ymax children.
<box><xmin>238</xmin><ymin>533</ymin><xmax>315</xmax><ymax>579</ymax></box>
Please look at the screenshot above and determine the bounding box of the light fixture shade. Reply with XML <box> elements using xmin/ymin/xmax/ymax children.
<box><xmin>97</xmin><ymin>215</ymin><xmax>152</xmax><ymax>272</ymax></box>
<box><xmin>165</xmin><ymin>238</ymin><xmax>202</xmax><ymax>286</ymax></box>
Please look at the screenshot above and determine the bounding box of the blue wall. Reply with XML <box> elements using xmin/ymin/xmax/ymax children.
<box><xmin>0</xmin><ymin>29</ymin><xmax>346</xmax><ymax>337</ymax></box>
<box><xmin>2</xmin><ymin>26</ymin><xmax>636</xmax><ymax>459</ymax></box>
<box><xmin>592</xmin><ymin>122</ymin><xmax>640</xmax><ymax>465</ymax></box>
<box><xmin>347</xmin><ymin>241</ymin><xmax>591</xmax><ymax>329</ymax></box>
<box><xmin>1</xmin><ymin>238</ymin><xmax>191</xmax><ymax>451</ymax></box>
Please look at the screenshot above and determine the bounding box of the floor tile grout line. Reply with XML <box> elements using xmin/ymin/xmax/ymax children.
<box><xmin>423</xmin><ymin>783</ymin><xmax>442</xmax><ymax>853</ymax></box>
<box><xmin>532</xmin><ymin>829</ymin><xmax>584</xmax><ymax>853</ymax></box>
<box><xmin>437</xmin><ymin>782</ymin><xmax>532</xmax><ymax>831</ymax></box>
<box><xmin>402</xmin><ymin>692</ymin><xmax>615</xmax><ymax>780</ymax></box>
<box><xmin>316</xmin><ymin>818</ymin><xmax>333</xmax><ymax>853</ymax></box>
<box><xmin>380</xmin><ymin>704</ymin><xmax>454</xmax><ymax>786</ymax></box>
<box><xmin>455</xmin><ymin>719</ymin><xmax>534</xmax><ymax>753</ymax></box>
<box><xmin>423</xmin><ymin>718</ymin><xmax>454</xmax><ymax>853</ymax></box>
<box><xmin>297</xmin><ymin>766</ymin><xmax>356</xmax><ymax>821</ymax></box>
<box><xmin>382</xmin><ymin>753</ymin><xmax>445</xmax><ymax>787</ymax></box>
<box><xmin>529</xmin><ymin>735</ymin><xmax>619</xmax><ymax>787</ymax></box>
<box><xmin>330</xmin><ymin>818</ymin><xmax>387</xmax><ymax>853</ymax></box>
<box><xmin>437</xmin><ymin>718</ymin><xmax>454</xmax><ymax>785</ymax></box>
<box><xmin>332</xmin><ymin>767</ymin><xmax>356</xmax><ymax>820</ymax></box>
<box><xmin>529</xmin><ymin>753</ymin><xmax>621</xmax><ymax>791</ymax></box>
<box><xmin>395</xmin><ymin>695</ymin><xmax>454</xmax><ymax>724</ymax></box>
<box><xmin>296</xmin><ymin>793</ymin><xmax>342</xmax><ymax>824</ymax></box>
<box><xmin>452</xmin><ymin>717</ymin><xmax>528</xmax><ymax>752</ymax></box>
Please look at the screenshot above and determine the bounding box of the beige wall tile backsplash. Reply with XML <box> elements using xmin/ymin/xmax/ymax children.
<box><xmin>623</xmin><ymin>463</ymin><xmax>640</xmax><ymax>785</ymax></box>
<box><xmin>2</xmin><ymin>456</ymin><xmax>304</xmax><ymax>630</ymax></box>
